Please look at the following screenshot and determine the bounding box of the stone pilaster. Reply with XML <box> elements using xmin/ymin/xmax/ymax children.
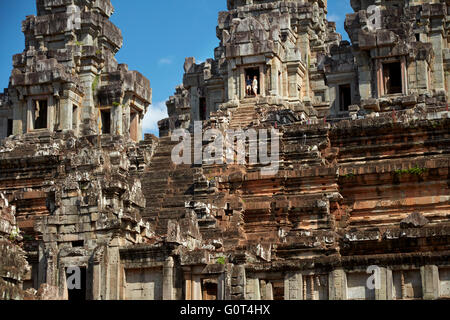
<box><xmin>284</xmin><ymin>272</ymin><xmax>303</xmax><ymax>300</ymax></box>
<box><xmin>329</xmin><ymin>268</ymin><xmax>347</xmax><ymax>300</ymax></box>
<box><xmin>421</xmin><ymin>265</ymin><xmax>440</xmax><ymax>300</ymax></box>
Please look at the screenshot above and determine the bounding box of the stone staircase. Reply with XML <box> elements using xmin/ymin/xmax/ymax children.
<box><xmin>141</xmin><ymin>136</ymin><xmax>195</xmax><ymax>236</ymax></box>
<box><xmin>229</xmin><ymin>98</ymin><xmax>259</xmax><ymax>129</ymax></box>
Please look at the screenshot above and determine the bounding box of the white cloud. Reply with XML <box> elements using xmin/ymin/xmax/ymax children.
<box><xmin>327</xmin><ymin>14</ymin><xmax>340</xmax><ymax>22</ymax></box>
<box><xmin>158</xmin><ymin>57</ymin><xmax>173</xmax><ymax>65</ymax></box>
<box><xmin>142</xmin><ymin>101</ymin><xmax>168</xmax><ymax>136</ymax></box>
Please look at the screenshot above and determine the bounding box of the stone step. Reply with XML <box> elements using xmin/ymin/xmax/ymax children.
<box><xmin>141</xmin><ymin>135</ymin><xmax>196</xmax><ymax>234</ymax></box>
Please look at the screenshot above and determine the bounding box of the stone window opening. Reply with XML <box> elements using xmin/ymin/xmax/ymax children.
<box><xmin>303</xmin><ymin>274</ymin><xmax>328</xmax><ymax>300</ymax></box>
<box><xmin>383</xmin><ymin>62</ymin><xmax>403</xmax><ymax>95</ymax></box>
<box><xmin>339</xmin><ymin>84</ymin><xmax>352</xmax><ymax>112</ymax></box>
<box><xmin>100</xmin><ymin>109</ymin><xmax>111</xmax><ymax>134</ymax></box>
<box><xmin>34</xmin><ymin>99</ymin><xmax>48</xmax><ymax>129</ymax></box>
<box><xmin>66</xmin><ymin>266</ymin><xmax>87</xmax><ymax>301</ymax></box>
<box><xmin>392</xmin><ymin>270</ymin><xmax>422</xmax><ymax>300</ymax></box>
<box><xmin>278</xmin><ymin>71</ymin><xmax>282</xmax><ymax>96</ymax></box>
<box><xmin>7</xmin><ymin>119</ymin><xmax>13</xmax><ymax>137</ymax></box>
<box><xmin>225</xmin><ymin>202</ymin><xmax>233</xmax><ymax>216</ymax></box>
<box><xmin>129</xmin><ymin>107</ymin><xmax>139</xmax><ymax>141</ymax></box>
<box><xmin>199</xmin><ymin>97</ymin><xmax>207</xmax><ymax>121</ymax></box>
<box><xmin>72</xmin><ymin>240</ymin><xmax>84</xmax><ymax>247</ymax></box>
<box><xmin>245</xmin><ymin>67</ymin><xmax>260</xmax><ymax>97</ymax></box>
<box><xmin>46</xmin><ymin>191</ymin><xmax>56</xmax><ymax>214</ymax></box>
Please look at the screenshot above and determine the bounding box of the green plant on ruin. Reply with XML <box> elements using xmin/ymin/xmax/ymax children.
<box><xmin>394</xmin><ymin>166</ymin><xmax>428</xmax><ymax>176</ymax></box>
<box><xmin>8</xmin><ymin>227</ymin><xmax>19</xmax><ymax>241</ymax></box>
<box><xmin>430</xmin><ymin>120</ymin><xmax>442</xmax><ymax>129</ymax></box>
<box><xmin>112</xmin><ymin>101</ymin><xmax>121</xmax><ymax>107</ymax></box>
<box><xmin>217</xmin><ymin>257</ymin><xmax>226</xmax><ymax>265</ymax></box>
<box><xmin>91</xmin><ymin>75</ymin><xmax>100</xmax><ymax>94</ymax></box>
<box><xmin>75</xmin><ymin>40</ymin><xmax>84</xmax><ymax>47</ymax></box>
<box><xmin>22</xmin><ymin>234</ymin><xmax>34</xmax><ymax>242</ymax></box>
<box><xmin>343</xmin><ymin>172</ymin><xmax>355</xmax><ymax>179</ymax></box>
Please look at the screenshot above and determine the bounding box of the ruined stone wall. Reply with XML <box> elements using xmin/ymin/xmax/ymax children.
<box><xmin>0</xmin><ymin>192</ymin><xmax>30</xmax><ymax>299</ymax></box>
<box><xmin>139</xmin><ymin>108</ymin><xmax>450</xmax><ymax>301</ymax></box>
<box><xmin>0</xmin><ymin>131</ymin><xmax>157</xmax><ymax>299</ymax></box>
<box><xmin>180</xmin><ymin>114</ymin><xmax>449</xmax><ymax>301</ymax></box>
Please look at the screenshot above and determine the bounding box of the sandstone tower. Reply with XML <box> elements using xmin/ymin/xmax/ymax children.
<box><xmin>0</xmin><ymin>0</ymin><xmax>151</xmax><ymax>141</ymax></box>
<box><xmin>160</xmin><ymin>0</ymin><xmax>449</xmax><ymax>135</ymax></box>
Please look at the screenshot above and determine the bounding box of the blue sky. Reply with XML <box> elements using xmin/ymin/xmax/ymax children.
<box><xmin>0</xmin><ymin>0</ymin><xmax>352</xmax><ymax>136</ymax></box>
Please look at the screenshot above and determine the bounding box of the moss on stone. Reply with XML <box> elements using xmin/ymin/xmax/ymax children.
<box><xmin>394</xmin><ymin>166</ymin><xmax>428</xmax><ymax>176</ymax></box>
<box><xmin>91</xmin><ymin>75</ymin><xmax>100</xmax><ymax>94</ymax></box>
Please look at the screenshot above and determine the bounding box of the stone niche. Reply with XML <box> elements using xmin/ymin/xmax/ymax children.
<box><xmin>439</xmin><ymin>268</ymin><xmax>450</xmax><ymax>299</ymax></box>
<box><xmin>346</xmin><ymin>272</ymin><xmax>375</xmax><ymax>300</ymax></box>
<box><xmin>376</xmin><ymin>57</ymin><xmax>408</xmax><ymax>98</ymax></box>
<box><xmin>124</xmin><ymin>268</ymin><xmax>163</xmax><ymax>300</ymax></box>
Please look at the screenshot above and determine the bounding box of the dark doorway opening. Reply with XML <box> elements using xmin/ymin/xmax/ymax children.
<box><xmin>72</xmin><ymin>240</ymin><xmax>84</xmax><ymax>247</ymax></box>
<box><xmin>199</xmin><ymin>97</ymin><xmax>207</xmax><ymax>121</ymax></box>
<box><xmin>23</xmin><ymin>263</ymin><xmax>39</xmax><ymax>290</ymax></box>
<box><xmin>34</xmin><ymin>100</ymin><xmax>48</xmax><ymax>129</ymax></box>
<box><xmin>201</xmin><ymin>280</ymin><xmax>218</xmax><ymax>300</ymax></box>
<box><xmin>66</xmin><ymin>266</ymin><xmax>86</xmax><ymax>301</ymax></box>
<box><xmin>130</xmin><ymin>108</ymin><xmax>139</xmax><ymax>141</ymax></box>
<box><xmin>339</xmin><ymin>84</ymin><xmax>352</xmax><ymax>112</ymax></box>
<box><xmin>101</xmin><ymin>109</ymin><xmax>111</xmax><ymax>134</ymax></box>
<box><xmin>245</xmin><ymin>67</ymin><xmax>260</xmax><ymax>97</ymax></box>
<box><xmin>383</xmin><ymin>62</ymin><xmax>403</xmax><ymax>95</ymax></box>
<box><xmin>72</xmin><ymin>105</ymin><xmax>78</xmax><ymax>130</ymax></box>
<box><xmin>272</xmin><ymin>281</ymin><xmax>285</xmax><ymax>301</ymax></box>
<box><xmin>7</xmin><ymin>119</ymin><xmax>13</xmax><ymax>136</ymax></box>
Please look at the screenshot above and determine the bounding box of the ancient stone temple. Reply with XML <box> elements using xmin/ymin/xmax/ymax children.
<box><xmin>1</xmin><ymin>0</ymin><xmax>449</xmax><ymax>300</ymax></box>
